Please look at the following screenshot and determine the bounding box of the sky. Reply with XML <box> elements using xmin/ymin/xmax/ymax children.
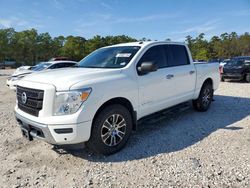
<box><xmin>0</xmin><ymin>0</ymin><xmax>250</xmax><ymax>41</ymax></box>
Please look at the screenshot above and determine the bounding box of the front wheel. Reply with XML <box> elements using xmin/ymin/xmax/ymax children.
<box><xmin>86</xmin><ymin>104</ymin><xmax>132</xmax><ymax>155</ymax></box>
<box><xmin>193</xmin><ymin>83</ymin><xmax>213</xmax><ymax>112</ymax></box>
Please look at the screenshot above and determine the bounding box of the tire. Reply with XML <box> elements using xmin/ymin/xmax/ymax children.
<box><xmin>193</xmin><ymin>83</ymin><xmax>213</xmax><ymax>112</ymax></box>
<box><xmin>86</xmin><ymin>104</ymin><xmax>132</xmax><ymax>155</ymax></box>
<box><xmin>246</xmin><ymin>74</ymin><xmax>250</xmax><ymax>83</ymax></box>
<box><xmin>221</xmin><ymin>76</ymin><xmax>225</xmax><ymax>82</ymax></box>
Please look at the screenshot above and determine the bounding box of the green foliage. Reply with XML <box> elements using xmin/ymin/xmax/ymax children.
<box><xmin>0</xmin><ymin>28</ymin><xmax>250</xmax><ymax>65</ymax></box>
<box><xmin>0</xmin><ymin>28</ymin><xmax>137</xmax><ymax>65</ymax></box>
<box><xmin>60</xmin><ymin>36</ymin><xmax>86</xmax><ymax>61</ymax></box>
<box><xmin>186</xmin><ymin>32</ymin><xmax>250</xmax><ymax>61</ymax></box>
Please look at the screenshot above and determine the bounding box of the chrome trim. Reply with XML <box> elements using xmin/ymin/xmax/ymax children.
<box><xmin>15</xmin><ymin>112</ymin><xmax>56</xmax><ymax>144</ymax></box>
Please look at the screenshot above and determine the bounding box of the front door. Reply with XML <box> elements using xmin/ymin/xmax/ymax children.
<box><xmin>137</xmin><ymin>45</ymin><xmax>175</xmax><ymax>117</ymax></box>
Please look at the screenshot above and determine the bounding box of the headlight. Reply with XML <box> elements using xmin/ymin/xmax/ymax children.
<box><xmin>53</xmin><ymin>88</ymin><xmax>92</xmax><ymax>116</ymax></box>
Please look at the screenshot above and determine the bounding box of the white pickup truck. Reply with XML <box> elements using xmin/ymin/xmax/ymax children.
<box><xmin>15</xmin><ymin>41</ymin><xmax>219</xmax><ymax>155</ymax></box>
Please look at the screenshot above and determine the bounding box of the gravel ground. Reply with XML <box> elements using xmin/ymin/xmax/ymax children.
<box><xmin>0</xmin><ymin>69</ymin><xmax>249</xmax><ymax>188</ymax></box>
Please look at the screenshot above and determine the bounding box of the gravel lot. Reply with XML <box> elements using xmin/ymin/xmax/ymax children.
<box><xmin>0</xmin><ymin>69</ymin><xmax>249</xmax><ymax>188</ymax></box>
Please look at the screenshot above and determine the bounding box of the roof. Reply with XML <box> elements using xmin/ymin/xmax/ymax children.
<box><xmin>50</xmin><ymin>60</ymin><xmax>77</xmax><ymax>64</ymax></box>
<box><xmin>49</xmin><ymin>57</ymin><xmax>72</xmax><ymax>61</ymax></box>
<box><xmin>108</xmin><ymin>41</ymin><xmax>186</xmax><ymax>48</ymax></box>
<box><xmin>233</xmin><ymin>56</ymin><xmax>250</xmax><ymax>59</ymax></box>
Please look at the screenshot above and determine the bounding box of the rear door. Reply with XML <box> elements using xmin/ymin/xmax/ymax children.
<box><xmin>164</xmin><ymin>44</ymin><xmax>196</xmax><ymax>103</ymax></box>
<box><xmin>137</xmin><ymin>44</ymin><xmax>196</xmax><ymax>118</ymax></box>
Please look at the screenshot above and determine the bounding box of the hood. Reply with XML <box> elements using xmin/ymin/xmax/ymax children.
<box><xmin>224</xmin><ymin>64</ymin><xmax>244</xmax><ymax>69</ymax></box>
<box><xmin>12</xmin><ymin>69</ymin><xmax>33</xmax><ymax>77</ymax></box>
<box><xmin>17</xmin><ymin>66</ymin><xmax>31</xmax><ymax>70</ymax></box>
<box><xmin>21</xmin><ymin>67</ymin><xmax>122</xmax><ymax>90</ymax></box>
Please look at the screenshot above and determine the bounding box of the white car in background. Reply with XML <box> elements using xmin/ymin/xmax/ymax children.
<box><xmin>15</xmin><ymin>65</ymin><xmax>31</xmax><ymax>72</ymax></box>
<box><xmin>6</xmin><ymin>60</ymin><xmax>78</xmax><ymax>90</ymax></box>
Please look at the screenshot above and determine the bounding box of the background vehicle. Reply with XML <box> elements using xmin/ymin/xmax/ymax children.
<box><xmin>49</xmin><ymin>57</ymin><xmax>72</xmax><ymax>61</ymax></box>
<box><xmin>6</xmin><ymin>60</ymin><xmax>77</xmax><ymax>89</ymax></box>
<box><xmin>15</xmin><ymin>65</ymin><xmax>31</xmax><ymax>71</ymax></box>
<box><xmin>0</xmin><ymin>62</ymin><xmax>5</xmax><ymax>69</ymax></box>
<box><xmin>15</xmin><ymin>41</ymin><xmax>219</xmax><ymax>155</ymax></box>
<box><xmin>218</xmin><ymin>59</ymin><xmax>230</xmax><ymax>81</ymax></box>
<box><xmin>220</xmin><ymin>59</ymin><xmax>230</xmax><ymax>67</ymax></box>
<box><xmin>221</xmin><ymin>56</ymin><xmax>250</xmax><ymax>82</ymax></box>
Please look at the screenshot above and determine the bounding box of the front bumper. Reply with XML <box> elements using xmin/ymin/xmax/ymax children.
<box><xmin>15</xmin><ymin>112</ymin><xmax>92</xmax><ymax>145</ymax></box>
<box><xmin>16</xmin><ymin>112</ymin><xmax>56</xmax><ymax>144</ymax></box>
<box><xmin>221</xmin><ymin>73</ymin><xmax>244</xmax><ymax>80</ymax></box>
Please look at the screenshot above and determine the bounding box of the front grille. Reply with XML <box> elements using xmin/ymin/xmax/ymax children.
<box><xmin>17</xmin><ymin>86</ymin><xmax>44</xmax><ymax>116</ymax></box>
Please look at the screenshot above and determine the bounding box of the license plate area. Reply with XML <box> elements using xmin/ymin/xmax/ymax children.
<box><xmin>21</xmin><ymin>125</ymin><xmax>33</xmax><ymax>141</ymax></box>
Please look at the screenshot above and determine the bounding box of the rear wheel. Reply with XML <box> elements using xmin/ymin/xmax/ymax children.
<box><xmin>246</xmin><ymin>74</ymin><xmax>250</xmax><ymax>83</ymax></box>
<box><xmin>193</xmin><ymin>83</ymin><xmax>213</xmax><ymax>112</ymax></box>
<box><xmin>86</xmin><ymin>104</ymin><xmax>132</xmax><ymax>155</ymax></box>
<box><xmin>221</xmin><ymin>76</ymin><xmax>225</xmax><ymax>82</ymax></box>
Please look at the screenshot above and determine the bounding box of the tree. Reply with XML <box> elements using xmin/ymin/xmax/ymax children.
<box><xmin>60</xmin><ymin>36</ymin><xmax>86</xmax><ymax>61</ymax></box>
<box><xmin>36</xmin><ymin>32</ymin><xmax>55</xmax><ymax>63</ymax></box>
<box><xmin>0</xmin><ymin>28</ymin><xmax>15</xmax><ymax>62</ymax></box>
<box><xmin>239</xmin><ymin>32</ymin><xmax>250</xmax><ymax>56</ymax></box>
<box><xmin>1</xmin><ymin>28</ymin><xmax>250</xmax><ymax>65</ymax></box>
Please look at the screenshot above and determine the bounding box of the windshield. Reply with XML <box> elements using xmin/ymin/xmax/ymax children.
<box><xmin>31</xmin><ymin>62</ymin><xmax>52</xmax><ymax>71</ymax></box>
<box><xmin>226</xmin><ymin>59</ymin><xmax>244</xmax><ymax>66</ymax></box>
<box><xmin>79</xmin><ymin>46</ymin><xmax>140</xmax><ymax>68</ymax></box>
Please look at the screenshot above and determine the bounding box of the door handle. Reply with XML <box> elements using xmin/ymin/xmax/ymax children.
<box><xmin>166</xmin><ymin>74</ymin><xmax>174</xmax><ymax>79</ymax></box>
<box><xmin>189</xmin><ymin>70</ymin><xmax>195</xmax><ymax>75</ymax></box>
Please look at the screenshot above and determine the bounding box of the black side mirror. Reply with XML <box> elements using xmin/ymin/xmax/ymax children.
<box><xmin>138</xmin><ymin>62</ymin><xmax>158</xmax><ymax>75</ymax></box>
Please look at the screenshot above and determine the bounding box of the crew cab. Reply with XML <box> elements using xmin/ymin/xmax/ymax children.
<box><xmin>7</xmin><ymin>60</ymin><xmax>77</xmax><ymax>90</ymax></box>
<box><xmin>15</xmin><ymin>41</ymin><xmax>219</xmax><ymax>155</ymax></box>
<box><xmin>221</xmin><ymin>56</ymin><xmax>250</xmax><ymax>82</ymax></box>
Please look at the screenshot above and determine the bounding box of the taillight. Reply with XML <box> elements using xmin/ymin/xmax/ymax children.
<box><xmin>219</xmin><ymin>66</ymin><xmax>223</xmax><ymax>74</ymax></box>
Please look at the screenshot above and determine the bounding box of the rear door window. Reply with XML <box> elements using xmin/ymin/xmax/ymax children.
<box><xmin>49</xmin><ymin>63</ymin><xmax>65</xmax><ymax>69</ymax></box>
<box><xmin>165</xmin><ymin>45</ymin><xmax>190</xmax><ymax>67</ymax></box>
<box><xmin>64</xmin><ymin>63</ymin><xmax>76</xmax><ymax>67</ymax></box>
<box><xmin>54</xmin><ymin>63</ymin><xmax>64</xmax><ymax>69</ymax></box>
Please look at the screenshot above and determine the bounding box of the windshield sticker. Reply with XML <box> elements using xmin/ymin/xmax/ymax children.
<box><xmin>116</xmin><ymin>53</ymin><xmax>131</xmax><ymax>58</ymax></box>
